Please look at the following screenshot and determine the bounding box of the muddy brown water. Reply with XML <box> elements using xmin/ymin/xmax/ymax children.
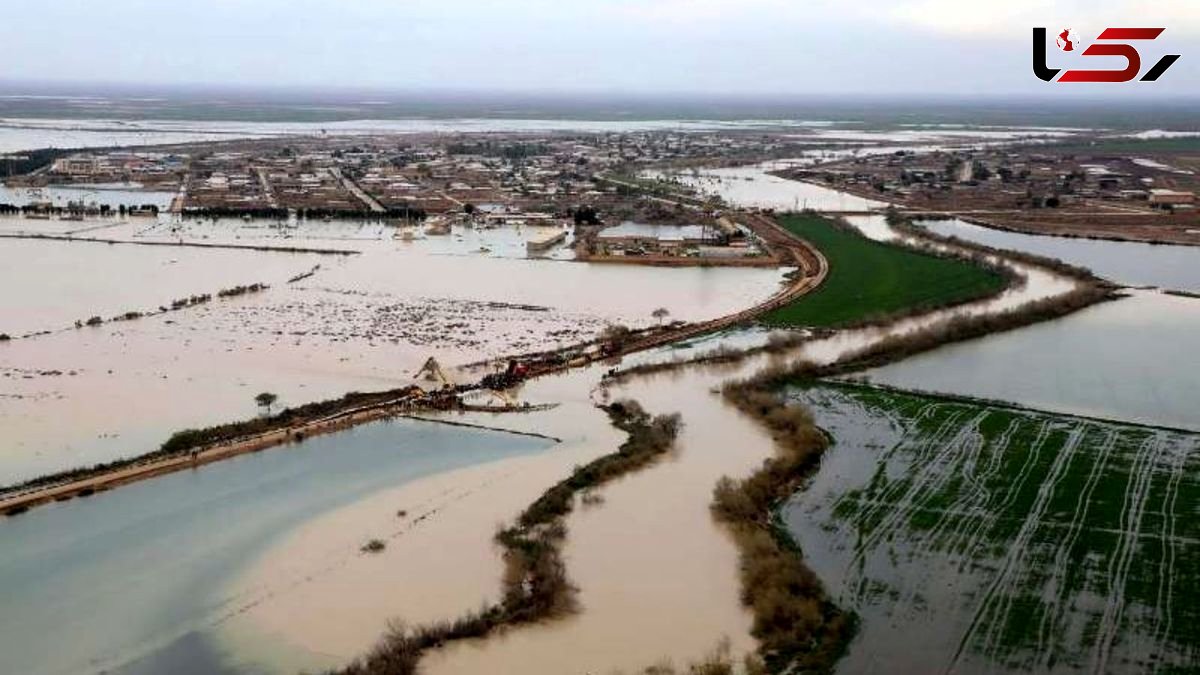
<box><xmin>0</xmin><ymin>159</ymin><xmax>1142</xmax><ymax>674</ymax></box>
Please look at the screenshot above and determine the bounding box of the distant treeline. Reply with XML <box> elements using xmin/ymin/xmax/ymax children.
<box><xmin>299</xmin><ymin>206</ymin><xmax>428</xmax><ymax>221</ymax></box>
<box><xmin>180</xmin><ymin>205</ymin><xmax>428</xmax><ymax>221</ymax></box>
<box><xmin>0</xmin><ymin>203</ymin><xmax>159</xmax><ymax>216</ymax></box>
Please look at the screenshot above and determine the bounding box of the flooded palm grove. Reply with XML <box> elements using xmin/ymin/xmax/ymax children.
<box><xmin>2</xmin><ymin>115</ymin><xmax>1199</xmax><ymax>675</ymax></box>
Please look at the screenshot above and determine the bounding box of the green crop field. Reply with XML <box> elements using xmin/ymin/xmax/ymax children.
<box><xmin>784</xmin><ymin>383</ymin><xmax>1200</xmax><ymax>673</ymax></box>
<box><xmin>763</xmin><ymin>214</ymin><xmax>1007</xmax><ymax>327</ymax></box>
<box><xmin>1050</xmin><ymin>137</ymin><xmax>1200</xmax><ymax>155</ymax></box>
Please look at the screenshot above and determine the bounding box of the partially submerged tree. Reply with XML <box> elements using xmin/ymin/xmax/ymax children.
<box><xmin>255</xmin><ymin>392</ymin><xmax>278</xmax><ymax>415</ymax></box>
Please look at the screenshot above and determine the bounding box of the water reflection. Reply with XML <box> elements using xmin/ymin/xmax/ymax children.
<box><xmin>0</xmin><ymin>419</ymin><xmax>553</xmax><ymax>675</ymax></box>
<box><xmin>866</xmin><ymin>290</ymin><xmax>1200</xmax><ymax>430</ymax></box>
<box><xmin>921</xmin><ymin>217</ymin><xmax>1200</xmax><ymax>293</ymax></box>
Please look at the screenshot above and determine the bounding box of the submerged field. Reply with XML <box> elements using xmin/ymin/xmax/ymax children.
<box><xmin>783</xmin><ymin>383</ymin><xmax>1200</xmax><ymax>674</ymax></box>
<box><xmin>763</xmin><ymin>214</ymin><xmax>1006</xmax><ymax>327</ymax></box>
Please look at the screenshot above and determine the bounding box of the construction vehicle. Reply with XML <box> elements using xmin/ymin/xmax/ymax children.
<box><xmin>480</xmin><ymin>360</ymin><xmax>529</xmax><ymax>390</ymax></box>
<box><xmin>414</xmin><ymin>357</ymin><xmax>455</xmax><ymax>390</ymax></box>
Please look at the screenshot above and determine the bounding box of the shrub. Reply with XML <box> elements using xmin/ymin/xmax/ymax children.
<box><xmin>712</xmin><ymin>379</ymin><xmax>856</xmax><ymax>672</ymax></box>
<box><xmin>335</xmin><ymin>399</ymin><xmax>683</xmax><ymax>675</ymax></box>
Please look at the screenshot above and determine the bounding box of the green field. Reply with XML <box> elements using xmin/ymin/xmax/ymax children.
<box><xmin>763</xmin><ymin>214</ymin><xmax>1007</xmax><ymax>327</ymax></box>
<box><xmin>784</xmin><ymin>383</ymin><xmax>1200</xmax><ymax>673</ymax></box>
<box><xmin>1050</xmin><ymin>137</ymin><xmax>1200</xmax><ymax>155</ymax></box>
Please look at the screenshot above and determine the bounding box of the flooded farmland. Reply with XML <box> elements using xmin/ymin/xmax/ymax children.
<box><xmin>783</xmin><ymin>383</ymin><xmax>1200</xmax><ymax>674</ymax></box>
<box><xmin>3</xmin><ymin>127</ymin><xmax>1198</xmax><ymax>675</ymax></box>
<box><xmin>0</xmin><ymin>218</ymin><xmax>785</xmax><ymax>483</ymax></box>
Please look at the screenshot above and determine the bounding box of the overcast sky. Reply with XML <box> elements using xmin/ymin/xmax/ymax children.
<box><xmin>2</xmin><ymin>0</ymin><xmax>1197</xmax><ymax>97</ymax></box>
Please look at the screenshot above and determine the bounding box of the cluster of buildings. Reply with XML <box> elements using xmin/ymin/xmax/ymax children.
<box><xmin>798</xmin><ymin>146</ymin><xmax>1198</xmax><ymax>213</ymax></box>
<box><xmin>46</xmin><ymin>151</ymin><xmax>185</xmax><ymax>188</ymax></box>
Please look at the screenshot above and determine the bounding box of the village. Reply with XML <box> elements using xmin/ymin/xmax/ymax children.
<box><xmin>780</xmin><ymin>138</ymin><xmax>1200</xmax><ymax>244</ymax></box>
<box><xmin>3</xmin><ymin>130</ymin><xmax>796</xmax><ymax>263</ymax></box>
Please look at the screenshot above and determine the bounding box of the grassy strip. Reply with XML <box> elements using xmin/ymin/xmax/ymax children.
<box><xmin>822</xmin><ymin>282</ymin><xmax>1115</xmax><ymax>377</ymax></box>
<box><xmin>336</xmin><ymin>400</ymin><xmax>683</xmax><ymax>675</ymax></box>
<box><xmin>713</xmin><ymin>380</ymin><xmax>856</xmax><ymax>673</ymax></box>
<box><xmin>762</xmin><ymin>213</ymin><xmax>1009</xmax><ymax>328</ymax></box>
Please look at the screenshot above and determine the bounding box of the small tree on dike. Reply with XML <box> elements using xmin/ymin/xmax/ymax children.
<box><xmin>255</xmin><ymin>392</ymin><xmax>278</xmax><ymax>415</ymax></box>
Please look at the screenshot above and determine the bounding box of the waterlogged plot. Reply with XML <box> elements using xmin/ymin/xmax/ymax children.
<box><xmin>784</xmin><ymin>384</ymin><xmax>1200</xmax><ymax>674</ymax></box>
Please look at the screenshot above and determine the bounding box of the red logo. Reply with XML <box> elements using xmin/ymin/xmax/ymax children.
<box><xmin>1033</xmin><ymin>27</ymin><xmax>1180</xmax><ymax>82</ymax></box>
<box><xmin>1056</xmin><ymin>29</ymin><xmax>1076</xmax><ymax>52</ymax></box>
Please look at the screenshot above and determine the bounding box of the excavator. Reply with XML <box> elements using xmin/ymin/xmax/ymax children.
<box><xmin>414</xmin><ymin>357</ymin><xmax>456</xmax><ymax>390</ymax></box>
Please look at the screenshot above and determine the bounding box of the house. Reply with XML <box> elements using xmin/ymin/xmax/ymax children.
<box><xmin>1148</xmin><ymin>189</ymin><xmax>1196</xmax><ymax>206</ymax></box>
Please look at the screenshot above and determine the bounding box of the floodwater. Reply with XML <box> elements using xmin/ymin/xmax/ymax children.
<box><xmin>0</xmin><ymin>185</ymin><xmax>176</xmax><ymax>209</ymax></box>
<box><xmin>4</xmin><ymin>156</ymin><xmax>1175</xmax><ymax>675</ymax></box>
<box><xmin>0</xmin><ymin>417</ymin><xmax>555</xmax><ymax>675</ymax></box>
<box><xmin>128</xmin><ymin>166</ymin><xmax>1158</xmax><ymax>675</ymax></box>
<box><xmin>0</xmin><ymin>217</ymin><xmax>784</xmax><ymax>483</ymax></box>
<box><xmin>210</xmin><ymin>209</ymin><xmax>1085</xmax><ymax>674</ymax></box>
<box><xmin>866</xmin><ymin>290</ymin><xmax>1200</xmax><ymax>431</ymax></box>
<box><xmin>0</xmin><ymin>237</ymin><xmax>322</xmax><ymax>335</ymax></box>
<box><xmin>648</xmin><ymin>161</ymin><xmax>887</xmax><ymax>211</ymax></box>
<box><xmin>864</xmin><ymin>217</ymin><xmax>1200</xmax><ymax>431</ymax></box>
<box><xmin>919</xmin><ymin>217</ymin><xmax>1200</xmax><ymax>293</ymax></box>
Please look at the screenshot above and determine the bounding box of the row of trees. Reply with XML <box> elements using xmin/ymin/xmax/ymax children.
<box><xmin>0</xmin><ymin>203</ymin><xmax>159</xmax><ymax>216</ymax></box>
<box><xmin>180</xmin><ymin>205</ymin><xmax>428</xmax><ymax>221</ymax></box>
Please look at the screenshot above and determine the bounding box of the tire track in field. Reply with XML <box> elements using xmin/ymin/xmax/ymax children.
<box><xmin>842</xmin><ymin>402</ymin><xmax>964</xmax><ymax>544</ymax></box>
<box><xmin>843</xmin><ymin>402</ymin><xmax>969</xmax><ymax>601</ymax></box>
<box><xmin>890</xmin><ymin>412</ymin><xmax>1020</xmax><ymax>614</ymax></box>
<box><xmin>1151</xmin><ymin>439</ymin><xmax>1187</xmax><ymax>663</ymax></box>
<box><xmin>846</xmin><ymin>407</ymin><xmax>988</xmax><ymax>603</ymax></box>
<box><xmin>917</xmin><ymin>413</ymin><xmax>1020</xmax><ymax>561</ymax></box>
<box><xmin>1089</xmin><ymin>433</ymin><xmax>1167</xmax><ymax>675</ymax></box>
<box><xmin>947</xmin><ymin>422</ymin><xmax>1085</xmax><ymax>673</ymax></box>
<box><xmin>1034</xmin><ymin>426</ymin><xmax>1119</xmax><ymax>667</ymax></box>
<box><xmin>976</xmin><ymin>424</ymin><xmax>1087</xmax><ymax>665</ymax></box>
<box><xmin>949</xmin><ymin>416</ymin><xmax>1057</xmax><ymax>574</ymax></box>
